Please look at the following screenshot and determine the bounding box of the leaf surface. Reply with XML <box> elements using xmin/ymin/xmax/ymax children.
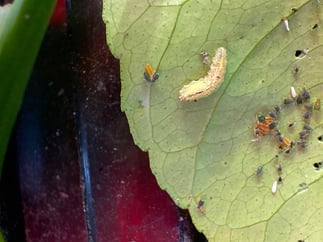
<box><xmin>103</xmin><ymin>1</ymin><xmax>323</xmax><ymax>240</ymax></box>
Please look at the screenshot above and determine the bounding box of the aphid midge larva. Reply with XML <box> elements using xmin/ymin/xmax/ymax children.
<box><xmin>179</xmin><ymin>47</ymin><xmax>227</xmax><ymax>101</ymax></box>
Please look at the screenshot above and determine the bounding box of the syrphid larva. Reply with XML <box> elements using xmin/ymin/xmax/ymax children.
<box><xmin>179</xmin><ymin>47</ymin><xmax>227</xmax><ymax>101</ymax></box>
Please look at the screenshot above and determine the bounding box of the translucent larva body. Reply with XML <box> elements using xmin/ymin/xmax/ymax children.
<box><xmin>179</xmin><ymin>47</ymin><xmax>227</xmax><ymax>101</ymax></box>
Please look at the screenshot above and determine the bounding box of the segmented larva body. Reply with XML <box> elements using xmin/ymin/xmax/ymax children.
<box><xmin>179</xmin><ymin>47</ymin><xmax>227</xmax><ymax>101</ymax></box>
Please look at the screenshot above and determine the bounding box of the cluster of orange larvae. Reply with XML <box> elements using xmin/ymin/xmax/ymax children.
<box><xmin>253</xmin><ymin>108</ymin><xmax>293</xmax><ymax>153</ymax></box>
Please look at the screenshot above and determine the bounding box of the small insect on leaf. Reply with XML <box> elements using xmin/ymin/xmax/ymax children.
<box><xmin>303</xmin><ymin>111</ymin><xmax>311</xmax><ymax>119</ymax></box>
<box><xmin>284</xmin><ymin>98</ymin><xmax>295</xmax><ymax>105</ymax></box>
<box><xmin>200</xmin><ymin>51</ymin><xmax>210</xmax><ymax>65</ymax></box>
<box><xmin>301</xmin><ymin>87</ymin><xmax>311</xmax><ymax>100</ymax></box>
<box><xmin>179</xmin><ymin>47</ymin><xmax>227</xmax><ymax>101</ymax></box>
<box><xmin>196</xmin><ymin>198</ymin><xmax>205</xmax><ymax>213</ymax></box>
<box><xmin>144</xmin><ymin>64</ymin><xmax>159</xmax><ymax>82</ymax></box>
<box><xmin>256</xmin><ymin>166</ymin><xmax>263</xmax><ymax>177</ymax></box>
<box><xmin>277</xmin><ymin>164</ymin><xmax>282</xmax><ymax>173</ymax></box>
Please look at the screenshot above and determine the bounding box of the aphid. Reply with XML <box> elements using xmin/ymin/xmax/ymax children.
<box><xmin>284</xmin><ymin>98</ymin><xmax>295</xmax><ymax>104</ymax></box>
<box><xmin>196</xmin><ymin>198</ymin><xmax>205</xmax><ymax>213</ymax></box>
<box><xmin>277</xmin><ymin>164</ymin><xmax>282</xmax><ymax>173</ymax></box>
<box><xmin>290</xmin><ymin>86</ymin><xmax>297</xmax><ymax>98</ymax></box>
<box><xmin>268</xmin><ymin>111</ymin><xmax>277</xmax><ymax>119</ymax></box>
<box><xmin>200</xmin><ymin>51</ymin><xmax>210</xmax><ymax>65</ymax></box>
<box><xmin>268</xmin><ymin>122</ymin><xmax>277</xmax><ymax>130</ymax></box>
<box><xmin>314</xmin><ymin>98</ymin><xmax>321</xmax><ymax>110</ymax></box>
<box><xmin>299</xmin><ymin>130</ymin><xmax>309</xmax><ymax>138</ymax></box>
<box><xmin>179</xmin><ymin>47</ymin><xmax>227</xmax><ymax>101</ymax></box>
<box><xmin>277</xmin><ymin>176</ymin><xmax>283</xmax><ymax>184</ymax></box>
<box><xmin>304</xmin><ymin>103</ymin><xmax>313</xmax><ymax>110</ymax></box>
<box><xmin>256</xmin><ymin>166</ymin><xmax>263</xmax><ymax>177</ymax></box>
<box><xmin>281</xmin><ymin>17</ymin><xmax>290</xmax><ymax>31</ymax></box>
<box><xmin>291</xmin><ymin>7</ymin><xmax>298</xmax><ymax>13</ymax></box>
<box><xmin>276</xmin><ymin>130</ymin><xmax>284</xmax><ymax>142</ymax></box>
<box><xmin>197</xmin><ymin>199</ymin><xmax>205</xmax><ymax>209</ymax></box>
<box><xmin>301</xmin><ymin>87</ymin><xmax>311</xmax><ymax>100</ymax></box>
<box><xmin>272</xmin><ymin>180</ymin><xmax>278</xmax><ymax>194</ymax></box>
<box><xmin>318</xmin><ymin>135</ymin><xmax>323</xmax><ymax>141</ymax></box>
<box><xmin>303</xmin><ymin>110</ymin><xmax>311</xmax><ymax>119</ymax></box>
<box><xmin>303</xmin><ymin>124</ymin><xmax>312</xmax><ymax>131</ymax></box>
<box><xmin>257</xmin><ymin>114</ymin><xmax>266</xmax><ymax>123</ymax></box>
<box><xmin>312</xmin><ymin>23</ymin><xmax>318</xmax><ymax>30</ymax></box>
<box><xmin>296</xmin><ymin>95</ymin><xmax>304</xmax><ymax>104</ymax></box>
<box><xmin>144</xmin><ymin>64</ymin><xmax>159</xmax><ymax>82</ymax></box>
<box><xmin>313</xmin><ymin>161</ymin><xmax>323</xmax><ymax>170</ymax></box>
<box><xmin>274</xmin><ymin>105</ymin><xmax>281</xmax><ymax>113</ymax></box>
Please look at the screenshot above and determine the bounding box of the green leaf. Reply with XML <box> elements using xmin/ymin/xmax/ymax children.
<box><xmin>103</xmin><ymin>1</ymin><xmax>323</xmax><ymax>240</ymax></box>
<box><xmin>0</xmin><ymin>0</ymin><xmax>56</xmax><ymax>175</ymax></box>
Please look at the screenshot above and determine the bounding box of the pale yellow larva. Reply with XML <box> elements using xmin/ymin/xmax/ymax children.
<box><xmin>179</xmin><ymin>47</ymin><xmax>227</xmax><ymax>101</ymax></box>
